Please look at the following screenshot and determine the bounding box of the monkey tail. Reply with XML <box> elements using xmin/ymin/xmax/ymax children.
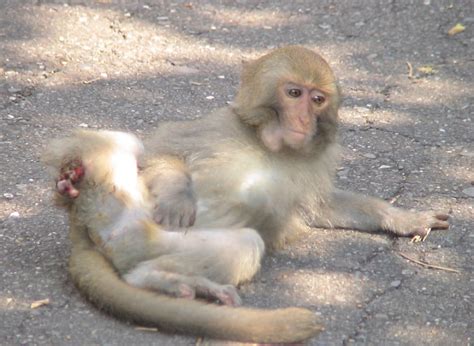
<box><xmin>69</xmin><ymin>223</ymin><xmax>323</xmax><ymax>343</ymax></box>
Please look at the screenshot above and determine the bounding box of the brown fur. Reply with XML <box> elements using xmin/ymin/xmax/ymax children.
<box><xmin>43</xmin><ymin>129</ymin><xmax>322</xmax><ymax>343</ymax></box>
<box><xmin>45</xmin><ymin>46</ymin><xmax>448</xmax><ymax>343</ymax></box>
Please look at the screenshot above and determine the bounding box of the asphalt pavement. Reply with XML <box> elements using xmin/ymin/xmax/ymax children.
<box><xmin>1</xmin><ymin>1</ymin><xmax>473</xmax><ymax>345</ymax></box>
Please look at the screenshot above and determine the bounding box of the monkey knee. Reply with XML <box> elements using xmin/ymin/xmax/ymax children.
<box><xmin>238</xmin><ymin>228</ymin><xmax>265</xmax><ymax>257</ymax></box>
<box><xmin>229</xmin><ymin>228</ymin><xmax>265</xmax><ymax>282</ymax></box>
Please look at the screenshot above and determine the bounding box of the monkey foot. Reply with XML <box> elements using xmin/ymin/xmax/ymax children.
<box><xmin>396</xmin><ymin>212</ymin><xmax>449</xmax><ymax>240</ymax></box>
<box><xmin>57</xmin><ymin>160</ymin><xmax>85</xmax><ymax>198</ymax></box>
<box><xmin>199</xmin><ymin>284</ymin><xmax>242</xmax><ymax>306</ymax></box>
<box><xmin>214</xmin><ymin>285</ymin><xmax>242</xmax><ymax>306</ymax></box>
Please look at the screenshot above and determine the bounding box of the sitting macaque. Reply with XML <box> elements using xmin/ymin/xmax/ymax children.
<box><xmin>43</xmin><ymin>129</ymin><xmax>322</xmax><ymax>343</ymax></box>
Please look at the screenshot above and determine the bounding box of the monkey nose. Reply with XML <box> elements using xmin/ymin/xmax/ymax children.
<box><xmin>298</xmin><ymin>114</ymin><xmax>310</xmax><ymax>126</ymax></box>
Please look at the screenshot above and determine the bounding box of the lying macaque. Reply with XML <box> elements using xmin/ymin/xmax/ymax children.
<box><xmin>44</xmin><ymin>45</ymin><xmax>448</xmax><ymax>343</ymax></box>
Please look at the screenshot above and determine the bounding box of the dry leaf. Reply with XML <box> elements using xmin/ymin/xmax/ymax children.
<box><xmin>448</xmin><ymin>23</ymin><xmax>466</xmax><ymax>36</ymax></box>
<box><xmin>417</xmin><ymin>65</ymin><xmax>436</xmax><ymax>74</ymax></box>
<box><xmin>31</xmin><ymin>298</ymin><xmax>50</xmax><ymax>309</ymax></box>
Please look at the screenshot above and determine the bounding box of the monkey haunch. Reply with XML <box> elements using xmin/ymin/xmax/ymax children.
<box><xmin>44</xmin><ymin>46</ymin><xmax>448</xmax><ymax>343</ymax></box>
<box><xmin>44</xmin><ymin>129</ymin><xmax>321</xmax><ymax>343</ymax></box>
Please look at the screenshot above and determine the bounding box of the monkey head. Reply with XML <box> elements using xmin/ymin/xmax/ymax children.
<box><xmin>233</xmin><ymin>46</ymin><xmax>340</xmax><ymax>154</ymax></box>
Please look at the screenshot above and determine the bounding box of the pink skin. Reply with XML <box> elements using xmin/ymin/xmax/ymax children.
<box><xmin>56</xmin><ymin>161</ymin><xmax>85</xmax><ymax>198</ymax></box>
<box><xmin>260</xmin><ymin>82</ymin><xmax>326</xmax><ymax>152</ymax></box>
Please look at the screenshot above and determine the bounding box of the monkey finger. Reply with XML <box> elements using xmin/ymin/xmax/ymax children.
<box><xmin>179</xmin><ymin>208</ymin><xmax>197</xmax><ymax>227</ymax></box>
<box><xmin>189</xmin><ymin>209</ymin><xmax>196</xmax><ymax>227</ymax></box>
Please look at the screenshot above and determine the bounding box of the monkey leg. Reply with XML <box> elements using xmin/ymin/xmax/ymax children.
<box><xmin>311</xmin><ymin>189</ymin><xmax>449</xmax><ymax>237</ymax></box>
<box><xmin>123</xmin><ymin>266</ymin><xmax>242</xmax><ymax>306</ymax></box>
<box><xmin>154</xmin><ymin>228</ymin><xmax>266</xmax><ymax>286</ymax></box>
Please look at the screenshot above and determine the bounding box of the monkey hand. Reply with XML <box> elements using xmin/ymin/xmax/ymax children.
<box><xmin>388</xmin><ymin>210</ymin><xmax>449</xmax><ymax>238</ymax></box>
<box><xmin>56</xmin><ymin>160</ymin><xmax>85</xmax><ymax>199</ymax></box>
<box><xmin>150</xmin><ymin>176</ymin><xmax>197</xmax><ymax>228</ymax></box>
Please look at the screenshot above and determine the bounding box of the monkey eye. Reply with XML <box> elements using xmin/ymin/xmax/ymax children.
<box><xmin>287</xmin><ymin>89</ymin><xmax>302</xmax><ymax>98</ymax></box>
<box><xmin>312</xmin><ymin>95</ymin><xmax>326</xmax><ymax>105</ymax></box>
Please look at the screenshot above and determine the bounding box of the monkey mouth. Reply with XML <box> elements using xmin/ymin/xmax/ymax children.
<box><xmin>285</xmin><ymin>128</ymin><xmax>307</xmax><ymax>135</ymax></box>
<box><xmin>282</xmin><ymin>128</ymin><xmax>314</xmax><ymax>149</ymax></box>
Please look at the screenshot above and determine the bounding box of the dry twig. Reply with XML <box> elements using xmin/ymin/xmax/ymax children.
<box><xmin>406</xmin><ymin>61</ymin><xmax>414</xmax><ymax>79</ymax></box>
<box><xmin>398</xmin><ymin>252</ymin><xmax>460</xmax><ymax>274</ymax></box>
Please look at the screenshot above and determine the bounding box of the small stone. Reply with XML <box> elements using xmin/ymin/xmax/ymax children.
<box><xmin>9</xmin><ymin>211</ymin><xmax>20</xmax><ymax>218</ymax></box>
<box><xmin>462</xmin><ymin>187</ymin><xmax>474</xmax><ymax>197</ymax></box>
<box><xmin>460</xmin><ymin>150</ymin><xmax>474</xmax><ymax>157</ymax></box>
<box><xmin>206</xmin><ymin>96</ymin><xmax>215</xmax><ymax>100</ymax></box>
<box><xmin>379</xmin><ymin>165</ymin><xmax>391</xmax><ymax>169</ymax></box>
<box><xmin>78</xmin><ymin>123</ymin><xmax>88</xmax><ymax>128</ymax></box>
<box><xmin>3</xmin><ymin>193</ymin><xmax>14</xmax><ymax>199</ymax></box>
<box><xmin>363</xmin><ymin>153</ymin><xmax>376</xmax><ymax>159</ymax></box>
<box><xmin>401</xmin><ymin>269</ymin><xmax>413</xmax><ymax>276</ymax></box>
<box><xmin>7</xmin><ymin>86</ymin><xmax>22</xmax><ymax>94</ymax></box>
<box><xmin>355</xmin><ymin>106</ymin><xmax>370</xmax><ymax>113</ymax></box>
<box><xmin>390</xmin><ymin>280</ymin><xmax>401</xmax><ymax>288</ymax></box>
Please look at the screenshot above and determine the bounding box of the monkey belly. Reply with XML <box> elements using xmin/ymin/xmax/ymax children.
<box><xmin>192</xmin><ymin>168</ymin><xmax>294</xmax><ymax>231</ymax></box>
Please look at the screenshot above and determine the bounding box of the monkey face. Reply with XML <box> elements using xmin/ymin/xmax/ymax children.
<box><xmin>259</xmin><ymin>81</ymin><xmax>332</xmax><ymax>153</ymax></box>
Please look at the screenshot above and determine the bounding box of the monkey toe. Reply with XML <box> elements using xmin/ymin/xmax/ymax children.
<box><xmin>435</xmin><ymin>213</ymin><xmax>450</xmax><ymax>221</ymax></box>
<box><xmin>428</xmin><ymin>212</ymin><xmax>450</xmax><ymax>230</ymax></box>
<box><xmin>176</xmin><ymin>284</ymin><xmax>196</xmax><ymax>300</ymax></box>
<box><xmin>410</xmin><ymin>227</ymin><xmax>430</xmax><ymax>238</ymax></box>
<box><xmin>431</xmin><ymin>219</ymin><xmax>449</xmax><ymax>230</ymax></box>
<box><xmin>214</xmin><ymin>285</ymin><xmax>242</xmax><ymax>306</ymax></box>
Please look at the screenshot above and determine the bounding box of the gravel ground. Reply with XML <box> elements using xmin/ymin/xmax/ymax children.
<box><xmin>1</xmin><ymin>1</ymin><xmax>473</xmax><ymax>345</ymax></box>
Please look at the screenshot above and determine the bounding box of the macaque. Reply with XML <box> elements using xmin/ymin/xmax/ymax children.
<box><xmin>45</xmin><ymin>46</ymin><xmax>448</xmax><ymax>342</ymax></box>
<box><xmin>43</xmin><ymin>130</ymin><xmax>322</xmax><ymax>343</ymax></box>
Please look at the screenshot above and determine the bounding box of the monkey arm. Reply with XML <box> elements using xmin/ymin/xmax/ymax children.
<box><xmin>142</xmin><ymin>156</ymin><xmax>197</xmax><ymax>227</ymax></box>
<box><xmin>310</xmin><ymin>189</ymin><xmax>449</xmax><ymax>237</ymax></box>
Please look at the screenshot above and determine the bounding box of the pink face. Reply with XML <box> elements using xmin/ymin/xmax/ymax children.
<box><xmin>260</xmin><ymin>81</ymin><xmax>329</xmax><ymax>152</ymax></box>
